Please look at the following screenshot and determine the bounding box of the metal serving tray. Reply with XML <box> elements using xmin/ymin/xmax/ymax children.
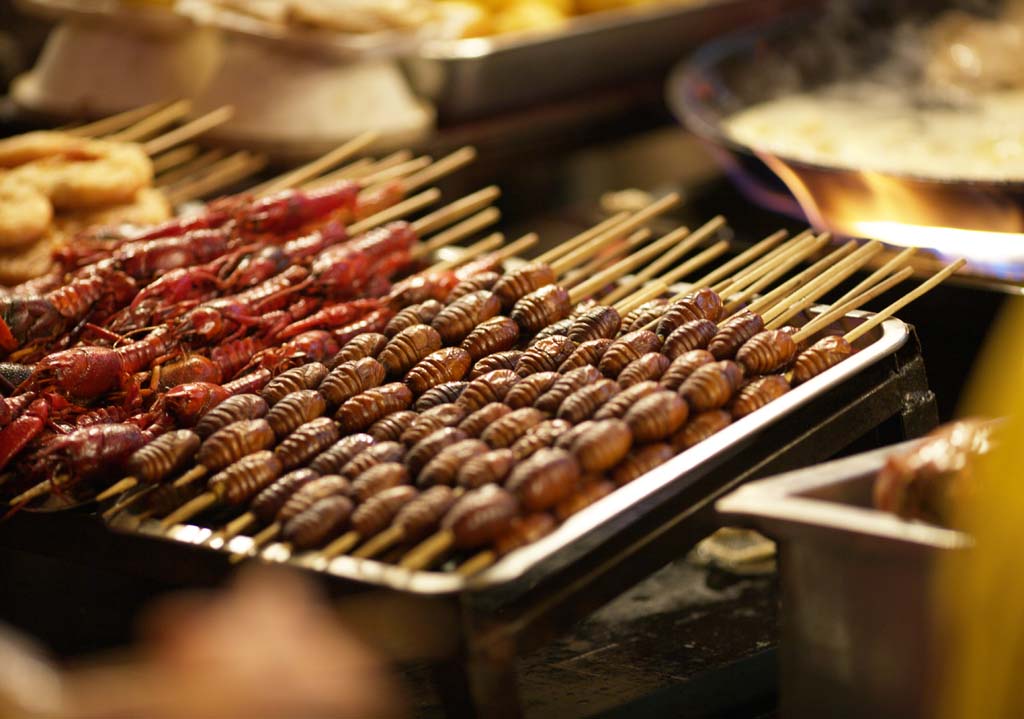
<box><xmin>717</xmin><ymin>439</ymin><xmax>970</xmax><ymax>719</ymax></box>
<box><xmin>403</xmin><ymin>0</ymin><xmax>823</xmax><ymax>121</ymax></box>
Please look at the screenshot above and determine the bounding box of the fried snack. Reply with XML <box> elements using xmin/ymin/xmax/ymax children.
<box><xmin>0</xmin><ymin>179</ymin><xmax>52</xmax><ymax>248</ymax></box>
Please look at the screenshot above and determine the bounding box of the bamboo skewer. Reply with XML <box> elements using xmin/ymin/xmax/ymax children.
<box><xmin>208</xmin><ymin>512</ymin><xmax>258</xmax><ymax>547</ymax></box>
<box><xmin>303</xmin><ymin>157</ymin><xmax>376</xmax><ymax>187</ymax></box>
<box><xmin>348</xmin><ymin>188</ymin><xmax>442</xmax><ymax>236</ymax></box>
<box><xmin>648</xmin><ymin>240</ymin><xmax>730</xmax><ymax>295</ymax></box>
<box><xmin>151</xmin><ymin>144</ymin><xmax>200</xmax><ymax>174</ymax></box>
<box><xmin>412</xmin><ymin>208</ymin><xmax>501</xmax><ymax>259</ymax></box>
<box><xmin>95</xmin><ymin>477</ymin><xmax>140</xmax><ymax>502</ymax></box>
<box><xmin>351</xmin><ymin>525</ymin><xmax>406</xmax><ymax>559</ymax></box>
<box><xmin>401</xmin><ymin>147</ymin><xmax>477</xmax><ymax>192</ymax></box>
<box><xmin>7</xmin><ymin>477</ymin><xmax>64</xmax><ymax>507</ymax></box>
<box><xmin>457</xmin><ymin>550</ymin><xmax>497</xmax><ymax>577</ymax></box>
<box><xmin>253</xmin><ymin>131</ymin><xmax>379</xmax><ymax>195</ymax></box>
<box><xmin>410</xmin><ymin>186</ymin><xmax>501</xmax><ymax>236</ymax></box>
<box><xmin>319</xmin><ymin>530</ymin><xmax>362</xmax><ymax>560</ymax></box>
<box><xmin>534</xmin><ymin>212</ymin><xmax>631</xmax><ymax>265</ymax></box>
<box><xmin>560</xmin><ymin>229</ymin><xmax>653</xmax><ymax>290</ymax></box>
<box><xmin>714</xmin><ymin>230</ymin><xmax>816</xmax><ymax>298</ymax></box>
<box><xmin>165</xmin><ymin>152</ymin><xmax>268</xmax><ymax>205</ymax></box>
<box><xmin>687</xmin><ymin>229</ymin><xmax>788</xmax><ymax>293</ymax></box>
<box><xmin>427</xmin><ymin>233</ymin><xmax>510</xmax><ymax>273</ymax></box>
<box><xmin>791</xmin><ymin>267</ymin><xmax>915</xmax><ymax>344</ymax></box>
<box><xmin>720</xmin><ymin>234</ymin><xmax>832</xmax><ymax>315</ymax></box>
<box><xmin>844</xmin><ymin>259</ymin><xmax>966</xmax><ymax>343</ymax></box>
<box><xmin>154</xmin><ymin>148</ymin><xmax>228</xmax><ymax>187</ymax></box>
<box><xmin>615</xmin><ymin>280</ymin><xmax>670</xmax><ymax>314</ymax></box>
<box><xmin>65</xmin><ymin>101</ymin><xmax>167</xmax><ymax>137</ymax></box>
<box><xmin>742</xmin><ymin>241</ymin><xmax>858</xmax><ymax>318</ymax></box>
<box><xmin>159</xmin><ymin>491</ymin><xmax>217</xmax><ymax>529</ymax></box>
<box><xmin>141</xmin><ymin>106</ymin><xmax>235</xmax><ymax>156</ymax></box>
<box><xmin>400</xmin><ymin>529</ymin><xmax>456</xmax><ymax>570</ymax></box>
<box><xmin>106</xmin><ymin>100</ymin><xmax>194</xmax><ymax>142</ymax></box>
<box><xmin>604</xmin><ymin>216</ymin><xmax>727</xmax><ymax>305</ymax></box>
<box><xmin>360</xmin><ymin>156</ymin><xmax>433</xmax><ymax>189</ymax></box>
<box><xmin>568</xmin><ymin>226</ymin><xmax>690</xmax><ymax>303</ymax></box>
<box><xmin>830</xmin><ymin>247</ymin><xmax>918</xmax><ymax>309</ymax></box>
<box><xmin>231</xmin><ymin>522</ymin><xmax>281</xmax><ymax>563</ymax></box>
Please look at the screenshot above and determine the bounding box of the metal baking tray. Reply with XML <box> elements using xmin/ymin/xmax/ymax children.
<box><xmin>717</xmin><ymin>439</ymin><xmax>970</xmax><ymax>719</ymax></box>
<box><xmin>403</xmin><ymin>0</ymin><xmax>824</xmax><ymax>121</ymax></box>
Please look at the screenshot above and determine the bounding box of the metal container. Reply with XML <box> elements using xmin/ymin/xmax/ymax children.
<box><xmin>717</xmin><ymin>441</ymin><xmax>970</xmax><ymax>719</ymax></box>
<box><xmin>405</xmin><ymin>0</ymin><xmax>822</xmax><ymax>121</ymax></box>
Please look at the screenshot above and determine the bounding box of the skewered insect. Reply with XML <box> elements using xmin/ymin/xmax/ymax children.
<box><xmin>265</xmin><ymin>390</ymin><xmax>327</xmax><ymax>438</ymax></box>
<box><xmin>251</xmin><ymin>469</ymin><xmax>318</xmax><ymax>522</ymax></box>
<box><xmin>480</xmin><ymin>407</ymin><xmax>548</xmax><ymax>449</ymax></box>
<box><xmin>405</xmin><ymin>348</ymin><xmax>471</xmax><ymax>396</ymax></box>
<box><xmin>461</xmin><ymin>316</ymin><xmax>519</xmax><ymax>361</ymax></box>
<box><xmin>736</xmin><ymin>329</ymin><xmax>799</xmax><ymax>375</ymax></box>
<box><xmin>458</xmin><ymin>402</ymin><xmax>512</xmax><ymax>438</ymax></box>
<box><xmin>558</xmin><ymin>339</ymin><xmax>613</xmax><ymax>373</ymax></box>
<box><xmin>617</xmin><ymin>352</ymin><xmax>670</xmax><ymax>388</ymax></box>
<box><xmin>124</xmin><ymin>429</ymin><xmax>199</xmax><ymax>485</ymax></box>
<box><xmin>593</xmin><ymin>380</ymin><xmax>658</xmax><ymax>420</ymax></box>
<box><xmin>446</xmin><ymin>271</ymin><xmax>501</xmax><ymax>303</ymax></box>
<box><xmin>384</xmin><ymin>300</ymin><xmax>443</xmax><ymax>338</ymax></box>
<box><xmin>443</xmin><ymin>485</ymin><xmax>520</xmax><ymax>549</ymax></box>
<box><xmin>506</xmin><ymin>447</ymin><xmax>581</xmax><ymax>511</ymax></box>
<box><xmin>351</xmin><ymin>485</ymin><xmax>418</xmax><ymax>538</ymax></box>
<box><xmin>655</xmin><ymin>289</ymin><xmax>724</xmax><ymax>337</ymax></box>
<box><xmin>400</xmin><ymin>403</ymin><xmax>467</xmax><ymax>446</ymax></box>
<box><xmin>598</xmin><ymin>330</ymin><xmax>661</xmax><ymax>377</ymax></box>
<box><xmin>470</xmin><ymin>350</ymin><xmax>524</xmax><ymax>379</ymax></box>
<box><xmin>431</xmin><ymin>290</ymin><xmax>501</xmax><ymax>344</ymax></box>
<box><xmin>339</xmin><ymin>441</ymin><xmax>405</xmax><ymax>480</ymax></box>
<box><xmin>529</xmin><ymin>318</ymin><xmax>573</xmax><ymax>346</ymax></box>
<box><xmin>260</xmin><ymin>362</ymin><xmax>328</xmax><ymax>405</ymax></box>
<box><xmin>620</xmin><ymin>299</ymin><xmax>669</xmax><ymax>335</ymax></box>
<box><xmin>406</xmin><ymin>426</ymin><xmax>471</xmax><ymax>476</ymax></box>
<box><xmin>510</xmin><ymin>284</ymin><xmax>572</xmax><ymax>335</ymax></box>
<box><xmin>510</xmin><ymin>418</ymin><xmax>573</xmax><ymax>460</ymax></box>
<box><xmin>791</xmin><ymin>335</ymin><xmax>853</xmax><ymax>385</ymax></box>
<box><xmin>534</xmin><ymin>365</ymin><xmax>601</xmax><ymax>414</ymax></box>
<box><xmin>679</xmin><ymin>361</ymin><xmax>744</xmax><ymax>412</ymax></box>
<box><xmin>555</xmin><ymin>479</ymin><xmax>615</xmax><ymax>521</ymax></box>
<box><xmin>557</xmin><ymin>379</ymin><xmax>620</xmax><ymax>423</ymax></box>
<box><xmin>208</xmin><ymin>450</ymin><xmax>283</xmax><ymax>506</ymax></box>
<box><xmin>335</xmin><ymin>382</ymin><xmax>413</xmax><ymax>433</ymax></box>
<box><xmin>367</xmin><ymin>411</ymin><xmax>418</xmax><ymax>442</ymax></box>
<box><xmin>659</xmin><ymin>350</ymin><xmax>715</xmax><ymax>391</ymax></box>
<box><xmin>284</xmin><ymin>495</ymin><xmax>354</xmax><ymax>549</ymax></box>
<box><xmin>378</xmin><ymin>324</ymin><xmax>442</xmax><ymax>377</ymax></box>
<box><xmin>197</xmin><ymin>418</ymin><xmax>276</xmax><ymax>475</ymax></box>
<box><xmin>329</xmin><ymin>332</ymin><xmax>387</xmax><ymax>367</ymax></box>
<box><xmin>194</xmin><ymin>394</ymin><xmax>268</xmax><ymax>439</ymax></box>
<box><xmin>318</xmin><ymin>357</ymin><xmax>386</xmax><ymax>407</ymax></box>
<box><xmin>730</xmin><ymin>375</ymin><xmax>791</xmax><ymax>418</ymax></box>
<box><xmin>707</xmin><ymin>312</ymin><xmax>764</xmax><ymax>360</ymax></box>
<box><xmin>515</xmin><ymin>336</ymin><xmax>576</xmax><ymax>377</ymax></box>
<box><xmin>457</xmin><ymin>369</ymin><xmax>518</xmax><ymax>412</ymax></box>
<box><xmin>393</xmin><ymin>485</ymin><xmax>459</xmax><ymax>542</ymax></box>
<box><xmin>418</xmin><ymin>438</ymin><xmax>489</xmax><ymax>487</ymax></box>
<box><xmin>274</xmin><ymin>417</ymin><xmax>339</xmax><ymax>470</ymax></box>
<box><xmin>661</xmin><ymin>319</ymin><xmax>717</xmax><ymax>360</ymax></box>
<box><xmin>624</xmin><ymin>390</ymin><xmax>689</xmax><ymax>442</ymax></box>
<box><xmin>457</xmin><ymin>448</ymin><xmax>517</xmax><ymax>489</ymax></box>
<box><xmin>568</xmin><ymin>306</ymin><xmax>621</xmax><ymax>343</ymax></box>
<box><xmin>505</xmin><ymin>371</ymin><xmax>559</xmax><ymax>409</ymax></box>
<box><xmin>492</xmin><ymin>262</ymin><xmax>557</xmax><ymax>310</ymax></box>
<box><xmin>494</xmin><ymin>513</ymin><xmax>557</xmax><ymax>557</ymax></box>
<box><xmin>611</xmin><ymin>443</ymin><xmax>674</xmax><ymax>486</ymax></box>
<box><xmin>308</xmin><ymin>434</ymin><xmax>374</xmax><ymax>475</ymax></box>
<box><xmin>671</xmin><ymin>410</ymin><xmax>731</xmax><ymax>451</ymax></box>
<box><xmin>278</xmin><ymin>475</ymin><xmax>352</xmax><ymax>524</ymax></box>
<box><xmin>414</xmin><ymin>381</ymin><xmax>468</xmax><ymax>411</ymax></box>
<box><xmin>568</xmin><ymin>419</ymin><xmax>633</xmax><ymax>472</ymax></box>
<box><xmin>352</xmin><ymin>462</ymin><xmax>410</xmax><ymax>501</ymax></box>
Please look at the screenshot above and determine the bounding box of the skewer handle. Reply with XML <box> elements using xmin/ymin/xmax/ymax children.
<box><xmin>95</xmin><ymin>477</ymin><xmax>139</xmax><ymax>502</ymax></box>
<box><xmin>427</xmin><ymin>233</ymin><xmax>505</xmax><ymax>273</ymax></box>
<box><xmin>210</xmin><ymin>512</ymin><xmax>257</xmax><ymax>547</ymax></box>
<box><xmin>456</xmin><ymin>550</ymin><xmax>497</xmax><ymax>576</ymax></box>
<box><xmin>352</xmin><ymin>526</ymin><xmax>405</xmax><ymax>559</ymax></box>
<box><xmin>142</xmin><ymin>105</ymin><xmax>235</xmax><ymax>155</ymax></box>
<box><xmin>535</xmin><ymin>212</ymin><xmax>631</xmax><ymax>265</ymax></box>
<box><xmin>172</xmin><ymin>465</ymin><xmax>208</xmax><ymax>489</ymax></box>
<box><xmin>400</xmin><ymin>529</ymin><xmax>456</xmax><ymax>571</ymax></box>
<box><xmin>320</xmin><ymin>530</ymin><xmax>362</xmax><ymax>560</ymax></box>
<box><xmin>254</xmin><ymin>131</ymin><xmax>379</xmax><ymax>195</ymax></box>
<box><xmin>414</xmin><ymin>208</ymin><xmax>502</xmax><ymax>259</ymax></box>
<box><xmin>8</xmin><ymin>477</ymin><xmax>62</xmax><ymax>507</ymax></box>
<box><xmin>159</xmin><ymin>492</ymin><xmax>217</xmax><ymax>530</ymax></box>
<box><xmin>689</xmin><ymin>227</ymin><xmax>785</xmax><ymax>291</ymax></box>
<box><xmin>569</xmin><ymin>225</ymin><xmax>684</xmax><ymax>302</ymax></box>
<box><xmin>411</xmin><ymin>186</ymin><xmax>501</xmax><ymax>236</ymax></box>
<box><xmin>401</xmin><ymin>147</ymin><xmax>477</xmax><ymax>193</ymax></box>
<box><xmin>348</xmin><ymin>188</ymin><xmax>442</xmax><ymax>236</ymax></box>
<box><xmin>792</xmin><ymin>266</ymin><xmax>914</xmax><ymax>344</ymax></box>
<box><xmin>830</xmin><ymin>246</ymin><xmax>918</xmax><ymax>309</ymax></box>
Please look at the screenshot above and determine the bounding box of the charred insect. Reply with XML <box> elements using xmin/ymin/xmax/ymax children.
<box><xmin>661</xmin><ymin>319</ymin><xmax>718</xmax><ymax>360</ymax></box>
<box><xmin>481</xmin><ymin>407</ymin><xmax>548</xmax><ymax>449</ymax></box>
<box><xmin>534</xmin><ymin>365</ymin><xmax>601</xmax><ymax>414</ymax></box>
<box><xmin>558</xmin><ymin>338</ymin><xmax>613</xmax><ymax>373</ymax></box>
<box><xmin>431</xmin><ymin>290</ymin><xmax>502</xmax><ymax>344</ymax></box>
<box><xmin>284</xmin><ymin>495</ymin><xmax>353</xmax><ymax>549</ymax></box>
<box><xmin>393</xmin><ymin>485</ymin><xmax>459</xmax><ymax>542</ymax></box>
<box><xmin>457</xmin><ymin>369</ymin><xmax>519</xmax><ymax>412</ymax></box>
<box><xmin>505</xmin><ymin>371</ymin><xmax>560</xmax><ymax>409</ymax></box>
<box><xmin>730</xmin><ymin>375</ymin><xmax>791</xmax><ymax>419</ymax></box>
<box><xmin>708</xmin><ymin>311</ymin><xmax>764</xmax><ymax>360</ymax></box>
<box><xmin>515</xmin><ymin>336</ymin><xmax>577</xmax><ymax>377</ymax></box>
<box><xmin>568</xmin><ymin>306</ymin><xmax>621</xmax><ymax>343</ymax></box>
<box><xmin>791</xmin><ymin>335</ymin><xmax>853</xmax><ymax>385</ymax></box>
<box><xmin>461</xmin><ymin>316</ymin><xmax>520</xmax><ymax>362</ymax></box>
<box><xmin>557</xmin><ymin>379</ymin><xmax>620</xmax><ymax>423</ymax></box>
<box><xmin>278</xmin><ymin>475</ymin><xmax>352</xmax><ymax>524</ymax></box>
<box><xmin>492</xmin><ymin>262</ymin><xmax>557</xmax><ymax>310</ymax></box>
<box><xmin>506</xmin><ymin>418</ymin><xmax>569</xmax><ymax>460</ymax></box>
<box><xmin>124</xmin><ymin>430</ymin><xmax>200</xmax><ymax>485</ymax></box>
<box><xmin>195</xmin><ymin>394</ymin><xmax>268</xmax><ymax>439</ymax></box>
<box><xmin>494</xmin><ymin>513</ymin><xmax>557</xmax><ymax>557</ymax></box>
<box><xmin>308</xmin><ymin>434</ymin><xmax>374</xmax><ymax>475</ymax></box>
<box><xmin>367</xmin><ymin>411</ymin><xmax>419</xmax><ymax>442</ymax></box>
<box><xmin>329</xmin><ymin>332</ymin><xmax>387</xmax><ymax>367</ymax></box>
<box><xmin>198</xmin><ymin>419</ymin><xmax>276</xmax><ymax>473</ymax></box>
<box><xmin>555</xmin><ymin>479</ymin><xmax>615</xmax><ymax>521</ymax></box>
<box><xmin>617</xmin><ymin>352</ymin><xmax>670</xmax><ymax>388</ymax></box>
<box><xmin>443</xmin><ymin>485</ymin><xmax>520</xmax><ymax>549</ymax></box>
<box><xmin>506</xmin><ymin>447</ymin><xmax>581</xmax><ymax>511</ymax></box>
<box><xmin>335</xmin><ymin>383</ymin><xmax>413</xmax><ymax>433</ymax></box>
<box><xmin>568</xmin><ymin>419</ymin><xmax>633</xmax><ymax>472</ymax></box>
<box><xmin>418</xmin><ymin>439</ymin><xmax>489</xmax><ymax>487</ymax></box>
<box><xmin>593</xmin><ymin>380</ymin><xmax>659</xmax><ymax>420</ymax></box>
<box><xmin>655</xmin><ymin>289</ymin><xmax>724</xmax><ymax>338</ymax></box>
<box><xmin>510</xmin><ymin>284</ymin><xmax>572</xmax><ymax>335</ymax></box>
<box><xmin>318</xmin><ymin>357</ymin><xmax>386</xmax><ymax>408</ymax></box>
<box><xmin>378</xmin><ymin>324</ymin><xmax>442</xmax><ymax>378</ymax></box>
<box><xmin>274</xmin><ymin>417</ymin><xmax>340</xmax><ymax>471</ymax></box>
<box><xmin>446</xmin><ymin>271</ymin><xmax>501</xmax><ymax>303</ymax></box>
<box><xmin>384</xmin><ymin>300</ymin><xmax>443</xmax><ymax>339</ymax></box>
<box><xmin>658</xmin><ymin>350</ymin><xmax>715</xmax><ymax>391</ymax></box>
<box><xmin>671</xmin><ymin>410</ymin><xmax>732</xmax><ymax>451</ymax></box>
<box><xmin>624</xmin><ymin>390</ymin><xmax>689</xmax><ymax>442</ymax></box>
<box><xmin>678</xmin><ymin>360</ymin><xmax>744</xmax><ymax>412</ymax></box>
<box><xmin>208</xmin><ymin>450</ymin><xmax>283</xmax><ymax>506</ymax></box>
<box><xmin>619</xmin><ymin>299</ymin><xmax>669</xmax><ymax>336</ymax></box>
<box><xmin>339</xmin><ymin>441</ymin><xmax>405</xmax><ymax>481</ymax></box>
<box><xmin>351</xmin><ymin>462</ymin><xmax>410</xmax><ymax>502</ymax></box>
<box><xmin>351</xmin><ymin>485</ymin><xmax>418</xmax><ymax>538</ymax></box>
<box><xmin>414</xmin><ymin>381</ymin><xmax>468</xmax><ymax>411</ymax></box>
<box><xmin>266</xmin><ymin>390</ymin><xmax>328</xmax><ymax>438</ymax></box>
<box><xmin>400</xmin><ymin>403</ymin><xmax>467</xmax><ymax>446</ymax></box>
<box><xmin>598</xmin><ymin>330</ymin><xmax>661</xmax><ymax>377</ymax></box>
<box><xmin>611</xmin><ymin>443</ymin><xmax>674</xmax><ymax>486</ymax></box>
<box><xmin>470</xmin><ymin>350</ymin><xmax>524</xmax><ymax>379</ymax></box>
<box><xmin>457</xmin><ymin>448</ymin><xmax>517</xmax><ymax>489</ymax></box>
<box><xmin>251</xmin><ymin>469</ymin><xmax>319</xmax><ymax>522</ymax></box>
<box><xmin>405</xmin><ymin>348</ymin><xmax>471</xmax><ymax>396</ymax></box>
<box><xmin>458</xmin><ymin>402</ymin><xmax>513</xmax><ymax>438</ymax></box>
<box><xmin>406</xmin><ymin>427</ymin><xmax>469</xmax><ymax>476</ymax></box>
<box><xmin>735</xmin><ymin>329</ymin><xmax>798</xmax><ymax>376</ymax></box>
<box><xmin>529</xmin><ymin>318</ymin><xmax>573</xmax><ymax>346</ymax></box>
<box><xmin>261</xmin><ymin>362</ymin><xmax>328</xmax><ymax>405</ymax></box>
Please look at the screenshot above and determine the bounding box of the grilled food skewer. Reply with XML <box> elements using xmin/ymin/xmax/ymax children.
<box><xmin>142</xmin><ymin>106</ymin><xmax>236</xmax><ymax>156</ymax></box>
<box><xmin>252</xmin><ymin>131</ymin><xmax>380</xmax><ymax>194</ymax></box>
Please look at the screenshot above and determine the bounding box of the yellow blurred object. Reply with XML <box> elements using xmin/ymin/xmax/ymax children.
<box><xmin>433</xmin><ymin>0</ymin><xmax>665</xmax><ymax>35</ymax></box>
<box><xmin>434</xmin><ymin>1</ymin><xmax>493</xmax><ymax>36</ymax></box>
<box><xmin>938</xmin><ymin>297</ymin><xmax>1024</xmax><ymax>718</ymax></box>
<box><xmin>492</xmin><ymin>1</ymin><xmax>568</xmax><ymax>34</ymax></box>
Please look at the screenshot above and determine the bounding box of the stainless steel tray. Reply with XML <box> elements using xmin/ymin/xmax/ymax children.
<box><xmin>717</xmin><ymin>438</ymin><xmax>970</xmax><ymax>719</ymax></box>
<box><xmin>404</xmin><ymin>0</ymin><xmax>824</xmax><ymax>121</ymax></box>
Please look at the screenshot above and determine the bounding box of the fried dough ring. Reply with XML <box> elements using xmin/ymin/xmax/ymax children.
<box><xmin>0</xmin><ymin>178</ymin><xmax>53</xmax><ymax>248</ymax></box>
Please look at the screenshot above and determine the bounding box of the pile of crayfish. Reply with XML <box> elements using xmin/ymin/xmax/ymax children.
<box><xmin>0</xmin><ymin>177</ymin><xmax>499</xmax><ymax>502</ymax></box>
